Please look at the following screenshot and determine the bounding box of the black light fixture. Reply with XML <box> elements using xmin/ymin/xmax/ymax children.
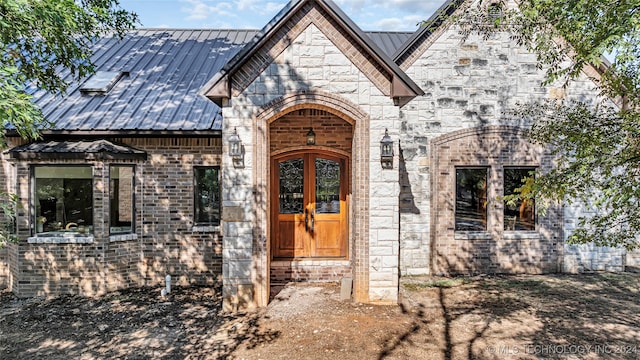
<box><xmin>228</xmin><ymin>127</ymin><xmax>243</xmax><ymax>165</ymax></box>
<box><xmin>306</xmin><ymin>115</ymin><xmax>316</xmax><ymax>145</ymax></box>
<box><xmin>306</xmin><ymin>127</ymin><xmax>316</xmax><ymax>145</ymax></box>
<box><xmin>380</xmin><ymin>128</ymin><xmax>394</xmax><ymax>169</ymax></box>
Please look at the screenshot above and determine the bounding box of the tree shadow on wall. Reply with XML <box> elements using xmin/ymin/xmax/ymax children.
<box><xmin>399</xmin><ymin>143</ymin><xmax>420</xmax><ymax>215</ymax></box>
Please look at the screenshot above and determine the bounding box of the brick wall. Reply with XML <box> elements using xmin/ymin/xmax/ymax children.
<box><xmin>430</xmin><ymin>126</ymin><xmax>562</xmax><ymax>275</ymax></box>
<box><xmin>6</xmin><ymin>137</ymin><xmax>223</xmax><ymax>297</ymax></box>
<box><xmin>270</xmin><ymin>108</ymin><xmax>353</xmax><ymax>153</ymax></box>
<box><xmin>0</xmin><ymin>149</ymin><xmax>16</xmax><ymax>289</ymax></box>
<box><xmin>270</xmin><ymin>260</ymin><xmax>351</xmax><ymax>284</ymax></box>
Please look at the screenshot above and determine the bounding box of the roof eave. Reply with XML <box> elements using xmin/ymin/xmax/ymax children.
<box><xmin>5</xmin><ymin>130</ymin><xmax>223</xmax><ymax>137</ymax></box>
<box><xmin>8</xmin><ymin>152</ymin><xmax>148</xmax><ymax>161</ymax></box>
<box><xmin>201</xmin><ymin>74</ymin><xmax>231</xmax><ymax>106</ymax></box>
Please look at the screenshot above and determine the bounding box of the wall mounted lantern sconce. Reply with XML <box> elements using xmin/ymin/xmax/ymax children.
<box><xmin>306</xmin><ymin>116</ymin><xmax>316</xmax><ymax>145</ymax></box>
<box><xmin>306</xmin><ymin>127</ymin><xmax>316</xmax><ymax>145</ymax></box>
<box><xmin>380</xmin><ymin>128</ymin><xmax>394</xmax><ymax>169</ymax></box>
<box><xmin>228</xmin><ymin>127</ymin><xmax>244</xmax><ymax>167</ymax></box>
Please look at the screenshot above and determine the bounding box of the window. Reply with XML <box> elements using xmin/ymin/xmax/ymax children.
<box><xmin>455</xmin><ymin>168</ymin><xmax>488</xmax><ymax>231</ymax></box>
<box><xmin>80</xmin><ymin>71</ymin><xmax>127</xmax><ymax>95</ymax></box>
<box><xmin>34</xmin><ymin>166</ymin><xmax>93</xmax><ymax>235</ymax></box>
<box><xmin>194</xmin><ymin>167</ymin><xmax>220</xmax><ymax>225</ymax></box>
<box><xmin>504</xmin><ymin>168</ymin><xmax>535</xmax><ymax>230</ymax></box>
<box><xmin>110</xmin><ymin>166</ymin><xmax>134</xmax><ymax>234</ymax></box>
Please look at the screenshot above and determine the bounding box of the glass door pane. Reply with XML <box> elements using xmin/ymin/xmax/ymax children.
<box><xmin>279</xmin><ymin>158</ymin><xmax>304</xmax><ymax>214</ymax></box>
<box><xmin>315</xmin><ymin>158</ymin><xmax>340</xmax><ymax>214</ymax></box>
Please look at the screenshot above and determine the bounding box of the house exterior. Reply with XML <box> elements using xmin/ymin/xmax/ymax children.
<box><xmin>1</xmin><ymin>0</ymin><xmax>638</xmax><ymax>310</ymax></box>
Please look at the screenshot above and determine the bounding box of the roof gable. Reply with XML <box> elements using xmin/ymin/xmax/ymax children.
<box><xmin>393</xmin><ymin>0</ymin><xmax>466</xmax><ymax>69</ymax></box>
<box><xmin>201</xmin><ymin>0</ymin><xmax>423</xmax><ymax>106</ymax></box>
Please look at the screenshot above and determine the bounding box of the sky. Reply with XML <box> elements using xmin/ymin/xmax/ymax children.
<box><xmin>118</xmin><ymin>0</ymin><xmax>443</xmax><ymax>32</ymax></box>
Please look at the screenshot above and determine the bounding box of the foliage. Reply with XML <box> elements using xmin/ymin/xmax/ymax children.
<box><xmin>0</xmin><ymin>0</ymin><xmax>138</xmax><ymax>137</ymax></box>
<box><xmin>0</xmin><ymin>0</ymin><xmax>137</xmax><ymax>247</ymax></box>
<box><xmin>458</xmin><ymin>0</ymin><xmax>640</xmax><ymax>249</ymax></box>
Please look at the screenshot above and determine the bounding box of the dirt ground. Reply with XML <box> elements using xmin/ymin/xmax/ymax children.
<box><xmin>1</xmin><ymin>273</ymin><xmax>639</xmax><ymax>360</ymax></box>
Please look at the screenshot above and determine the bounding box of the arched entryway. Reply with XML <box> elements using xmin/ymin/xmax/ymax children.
<box><xmin>268</xmin><ymin>108</ymin><xmax>353</xmax><ymax>287</ymax></box>
<box><xmin>251</xmin><ymin>91</ymin><xmax>370</xmax><ymax>305</ymax></box>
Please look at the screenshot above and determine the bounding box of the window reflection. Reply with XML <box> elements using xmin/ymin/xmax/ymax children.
<box><xmin>504</xmin><ymin>168</ymin><xmax>535</xmax><ymax>230</ymax></box>
<box><xmin>455</xmin><ymin>168</ymin><xmax>487</xmax><ymax>231</ymax></box>
<box><xmin>279</xmin><ymin>158</ymin><xmax>304</xmax><ymax>214</ymax></box>
<box><xmin>34</xmin><ymin>166</ymin><xmax>93</xmax><ymax>236</ymax></box>
<box><xmin>110</xmin><ymin>166</ymin><xmax>134</xmax><ymax>234</ymax></box>
<box><xmin>194</xmin><ymin>167</ymin><xmax>221</xmax><ymax>225</ymax></box>
<box><xmin>315</xmin><ymin>158</ymin><xmax>340</xmax><ymax>214</ymax></box>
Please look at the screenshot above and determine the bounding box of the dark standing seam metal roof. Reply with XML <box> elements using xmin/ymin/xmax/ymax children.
<box><xmin>33</xmin><ymin>29</ymin><xmax>256</xmax><ymax>133</ymax></box>
<box><xmin>30</xmin><ymin>28</ymin><xmax>412</xmax><ymax>133</ymax></box>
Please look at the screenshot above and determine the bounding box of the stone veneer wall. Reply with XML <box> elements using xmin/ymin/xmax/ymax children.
<box><xmin>5</xmin><ymin>137</ymin><xmax>223</xmax><ymax>297</ymax></box>
<box><xmin>223</xmin><ymin>9</ymin><xmax>400</xmax><ymax>306</ymax></box>
<box><xmin>563</xmin><ymin>202</ymin><xmax>640</xmax><ymax>273</ymax></box>
<box><xmin>396</xmin><ymin>13</ymin><xmax>607</xmax><ymax>275</ymax></box>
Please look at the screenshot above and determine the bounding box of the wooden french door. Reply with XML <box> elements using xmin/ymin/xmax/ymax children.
<box><xmin>271</xmin><ymin>151</ymin><xmax>348</xmax><ymax>259</ymax></box>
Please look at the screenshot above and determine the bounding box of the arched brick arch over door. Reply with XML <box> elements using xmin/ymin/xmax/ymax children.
<box><xmin>253</xmin><ymin>90</ymin><xmax>371</xmax><ymax>303</ymax></box>
<box><xmin>429</xmin><ymin>125</ymin><xmax>563</xmax><ymax>276</ymax></box>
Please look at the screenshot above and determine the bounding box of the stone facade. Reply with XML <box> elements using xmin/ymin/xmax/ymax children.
<box><xmin>0</xmin><ymin>0</ymin><xmax>632</xmax><ymax>308</ymax></box>
<box><xmin>395</xmin><ymin>23</ymin><xmax>605</xmax><ymax>277</ymax></box>
<box><xmin>221</xmin><ymin>11</ymin><xmax>402</xmax><ymax>307</ymax></box>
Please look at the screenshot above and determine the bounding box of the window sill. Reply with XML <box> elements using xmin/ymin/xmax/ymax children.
<box><xmin>454</xmin><ymin>231</ymin><xmax>492</xmax><ymax>240</ymax></box>
<box><xmin>28</xmin><ymin>236</ymin><xmax>94</xmax><ymax>244</ymax></box>
<box><xmin>191</xmin><ymin>225</ymin><xmax>220</xmax><ymax>233</ymax></box>
<box><xmin>503</xmin><ymin>231</ymin><xmax>540</xmax><ymax>240</ymax></box>
<box><xmin>109</xmin><ymin>233</ymin><xmax>138</xmax><ymax>242</ymax></box>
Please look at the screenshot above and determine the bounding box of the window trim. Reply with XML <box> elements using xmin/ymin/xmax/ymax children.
<box><xmin>454</xmin><ymin>166</ymin><xmax>489</xmax><ymax>232</ymax></box>
<box><xmin>31</xmin><ymin>164</ymin><xmax>95</xmax><ymax>237</ymax></box>
<box><xmin>109</xmin><ymin>164</ymin><xmax>136</xmax><ymax>235</ymax></box>
<box><xmin>193</xmin><ymin>166</ymin><xmax>221</xmax><ymax>226</ymax></box>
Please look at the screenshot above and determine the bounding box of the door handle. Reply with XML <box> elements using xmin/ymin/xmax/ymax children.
<box><xmin>310</xmin><ymin>209</ymin><xmax>315</xmax><ymax>233</ymax></box>
<box><xmin>304</xmin><ymin>209</ymin><xmax>309</xmax><ymax>232</ymax></box>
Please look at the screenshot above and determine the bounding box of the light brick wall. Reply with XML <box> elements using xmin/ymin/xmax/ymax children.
<box><xmin>270</xmin><ymin>260</ymin><xmax>351</xmax><ymax>284</ymax></box>
<box><xmin>0</xmin><ymin>148</ymin><xmax>16</xmax><ymax>289</ymax></box>
<box><xmin>5</xmin><ymin>137</ymin><xmax>223</xmax><ymax>297</ymax></box>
